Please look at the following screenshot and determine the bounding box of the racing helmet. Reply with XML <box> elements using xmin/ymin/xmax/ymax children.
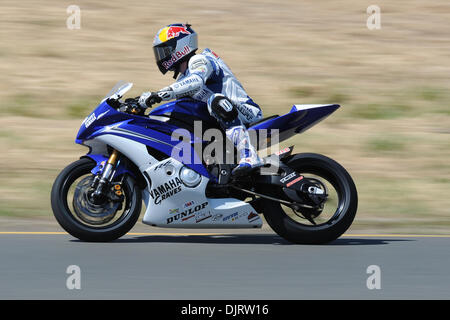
<box><xmin>153</xmin><ymin>23</ymin><xmax>198</xmax><ymax>76</ymax></box>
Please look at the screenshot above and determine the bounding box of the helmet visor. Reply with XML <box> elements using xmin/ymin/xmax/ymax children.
<box><xmin>153</xmin><ymin>42</ymin><xmax>176</xmax><ymax>62</ymax></box>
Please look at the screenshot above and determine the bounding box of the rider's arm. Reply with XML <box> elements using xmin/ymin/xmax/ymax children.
<box><xmin>143</xmin><ymin>55</ymin><xmax>215</xmax><ymax>107</ymax></box>
<box><xmin>138</xmin><ymin>55</ymin><xmax>216</xmax><ymax>108</ymax></box>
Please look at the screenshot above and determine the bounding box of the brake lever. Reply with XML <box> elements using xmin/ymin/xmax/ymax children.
<box><xmin>124</xmin><ymin>98</ymin><xmax>147</xmax><ymax>115</ymax></box>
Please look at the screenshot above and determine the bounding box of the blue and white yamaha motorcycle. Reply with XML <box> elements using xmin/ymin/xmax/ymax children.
<box><xmin>51</xmin><ymin>82</ymin><xmax>358</xmax><ymax>244</ymax></box>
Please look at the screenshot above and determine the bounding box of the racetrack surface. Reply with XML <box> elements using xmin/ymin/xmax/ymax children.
<box><xmin>1</xmin><ymin>231</ymin><xmax>449</xmax><ymax>300</ymax></box>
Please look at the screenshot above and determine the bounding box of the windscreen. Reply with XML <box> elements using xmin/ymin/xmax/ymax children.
<box><xmin>103</xmin><ymin>81</ymin><xmax>133</xmax><ymax>100</ymax></box>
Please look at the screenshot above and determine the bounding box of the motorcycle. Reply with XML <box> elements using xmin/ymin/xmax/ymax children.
<box><xmin>51</xmin><ymin>81</ymin><xmax>358</xmax><ymax>244</ymax></box>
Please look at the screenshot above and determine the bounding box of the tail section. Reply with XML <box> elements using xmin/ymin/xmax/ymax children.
<box><xmin>248</xmin><ymin>104</ymin><xmax>340</xmax><ymax>148</ymax></box>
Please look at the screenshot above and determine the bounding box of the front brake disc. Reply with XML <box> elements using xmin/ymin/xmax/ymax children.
<box><xmin>72</xmin><ymin>176</ymin><xmax>120</xmax><ymax>226</ymax></box>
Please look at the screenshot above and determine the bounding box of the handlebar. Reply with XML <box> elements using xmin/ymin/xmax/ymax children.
<box><xmin>106</xmin><ymin>93</ymin><xmax>159</xmax><ymax>116</ymax></box>
<box><xmin>118</xmin><ymin>98</ymin><xmax>145</xmax><ymax>115</ymax></box>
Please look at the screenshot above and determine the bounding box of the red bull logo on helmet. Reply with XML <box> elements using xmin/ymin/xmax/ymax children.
<box><xmin>158</xmin><ymin>24</ymin><xmax>191</xmax><ymax>43</ymax></box>
<box><xmin>167</xmin><ymin>25</ymin><xmax>190</xmax><ymax>38</ymax></box>
<box><xmin>161</xmin><ymin>45</ymin><xmax>191</xmax><ymax>70</ymax></box>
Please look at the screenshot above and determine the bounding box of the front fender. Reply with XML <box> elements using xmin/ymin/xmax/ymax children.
<box><xmin>81</xmin><ymin>154</ymin><xmax>135</xmax><ymax>179</ymax></box>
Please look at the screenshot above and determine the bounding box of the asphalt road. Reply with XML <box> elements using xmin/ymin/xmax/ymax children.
<box><xmin>1</xmin><ymin>231</ymin><xmax>449</xmax><ymax>299</ymax></box>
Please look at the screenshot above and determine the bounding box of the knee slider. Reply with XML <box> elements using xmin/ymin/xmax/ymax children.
<box><xmin>208</xmin><ymin>94</ymin><xmax>239</xmax><ymax>123</ymax></box>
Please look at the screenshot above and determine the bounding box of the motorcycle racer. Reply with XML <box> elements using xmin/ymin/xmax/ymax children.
<box><xmin>138</xmin><ymin>23</ymin><xmax>264</xmax><ymax>176</ymax></box>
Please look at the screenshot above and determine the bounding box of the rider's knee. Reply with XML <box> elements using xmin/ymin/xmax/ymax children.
<box><xmin>207</xmin><ymin>94</ymin><xmax>240</xmax><ymax>128</ymax></box>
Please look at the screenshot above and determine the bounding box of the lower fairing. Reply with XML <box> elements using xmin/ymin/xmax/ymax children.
<box><xmin>141</xmin><ymin>158</ymin><xmax>262</xmax><ymax>228</ymax></box>
<box><xmin>82</xmin><ymin>135</ymin><xmax>262</xmax><ymax>229</ymax></box>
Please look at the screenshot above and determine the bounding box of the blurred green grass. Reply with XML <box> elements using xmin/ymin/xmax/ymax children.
<box><xmin>365</xmin><ymin>135</ymin><xmax>406</xmax><ymax>153</ymax></box>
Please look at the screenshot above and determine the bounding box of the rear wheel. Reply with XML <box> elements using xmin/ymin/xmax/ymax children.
<box><xmin>262</xmin><ymin>153</ymin><xmax>358</xmax><ymax>244</ymax></box>
<box><xmin>51</xmin><ymin>158</ymin><xmax>142</xmax><ymax>242</ymax></box>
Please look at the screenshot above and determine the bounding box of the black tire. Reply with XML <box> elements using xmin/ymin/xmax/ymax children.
<box><xmin>51</xmin><ymin>158</ymin><xmax>142</xmax><ymax>242</ymax></box>
<box><xmin>262</xmin><ymin>153</ymin><xmax>358</xmax><ymax>244</ymax></box>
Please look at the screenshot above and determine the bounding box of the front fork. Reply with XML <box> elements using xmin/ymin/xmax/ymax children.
<box><xmin>91</xmin><ymin>149</ymin><xmax>121</xmax><ymax>203</ymax></box>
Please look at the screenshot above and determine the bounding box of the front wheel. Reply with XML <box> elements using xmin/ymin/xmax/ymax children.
<box><xmin>51</xmin><ymin>158</ymin><xmax>142</xmax><ymax>242</ymax></box>
<box><xmin>262</xmin><ymin>153</ymin><xmax>358</xmax><ymax>244</ymax></box>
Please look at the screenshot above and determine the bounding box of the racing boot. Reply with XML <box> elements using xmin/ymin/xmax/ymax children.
<box><xmin>226</xmin><ymin>125</ymin><xmax>264</xmax><ymax>176</ymax></box>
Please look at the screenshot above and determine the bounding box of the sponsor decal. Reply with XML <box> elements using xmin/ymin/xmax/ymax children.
<box><xmin>275</xmin><ymin>147</ymin><xmax>291</xmax><ymax>156</ymax></box>
<box><xmin>162</xmin><ymin>45</ymin><xmax>191</xmax><ymax>70</ymax></box>
<box><xmin>184</xmin><ymin>201</ymin><xmax>195</xmax><ymax>208</ymax></box>
<box><xmin>84</xmin><ymin>113</ymin><xmax>96</xmax><ymax>128</ymax></box>
<box><xmin>174</xmin><ymin>76</ymin><xmax>201</xmax><ymax>89</ymax></box>
<box><xmin>236</xmin><ymin>104</ymin><xmax>254</xmax><ymax>122</ymax></box>
<box><xmin>237</xmin><ymin>212</ymin><xmax>248</xmax><ymax>219</ymax></box>
<box><xmin>280</xmin><ymin>172</ymin><xmax>296</xmax><ymax>184</ymax></box>
<box><xmin>169</xmin><ymin>208</ymin><xmax>179</xmax><ymax>214</ymax></box>
<box><xmin>195</xmin><ymin>211</ymin><xmax>212</xmax><ymax>223</ymax></box>
<box><xmin>159</xmin><ymin>25</ymin><xmax>191</xmax><ymax>43</ymax></box>
<box><xmin>175</xmin><ymin>89</ymin><xmax>198</xmax><ymax>99</ymax></box>
<box><xmin>193</xmin><ymin>65</ymin><xmax>207</xmax><ymax>75</ymax></box>
<box><xmin>154</xmin><ymin>160</ymin><xmax>172</xmax><ymax>171</ymax></box>
<box><xmin>182</xmin><ymin>214</ymin><xmax>195</xmax><ymax>222</ymax></box>
<box><xmin>223</xmin><ymin>212</ymin><xmax>239</xmax><ymax>222</ymax></box>
<box><xmin>149</xmin><ymin>177</ymin><xmax>182</xmax><ymax>204</ymax></box>
<box><xmin>247</xmin><ymin>212</ymin><xmax>259</xmax><ymax>223</ymax></box>
<box><xmin>194</xmin><ymin>89</ymin><xmax>211</xmax><ymax>101</ymax></box>
<box><xmin>167</xmin><ymin>201</ymin><xmax>209</xmax><ymax>224</ymax></box>
<box><xmin>286</xmin><ymin>176</ymin><xmax>304</xmax><ymax>187</ymax></box>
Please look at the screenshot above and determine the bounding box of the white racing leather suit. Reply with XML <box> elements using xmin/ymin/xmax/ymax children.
<box><xmin>143</xmin><ymin>48</ymin><xmax>264</xmax><ymax>173</ymax></box>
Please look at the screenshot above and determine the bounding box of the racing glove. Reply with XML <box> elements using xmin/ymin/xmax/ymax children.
<box><xmin>138</xmin><ymin>92</ymin><xmax>161</xmax><ymax>108</ymax></box>
<box><xmin>138</xmin><ymin>87</ymin><xmax>175</xmax><ymax>108</ymax></box>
